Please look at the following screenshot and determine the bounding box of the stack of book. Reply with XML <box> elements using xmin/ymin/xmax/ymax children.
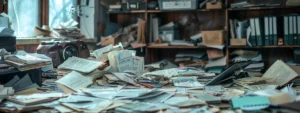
<box><xmin>231</xmin><ymin>50</ymin><xmax>263</xmax><ymax>76</ymax></box>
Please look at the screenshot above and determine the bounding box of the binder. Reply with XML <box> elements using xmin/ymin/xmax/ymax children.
<box><xmin>284</xmin><ymin>16</ymin><xmax>289</xmax><ymax>45</ymax></box>
<box><xmin>231</xmin><ymin>96</ymin><xmax>270</xmax><ymax>109</ymax></box>
<box><xmin>269</xmin><ymin>17</ymin><xmax>273</xmax><ymax>45</ymax></box>
<box><xmin>255</xmin><ymin>18</ymin><xmax>263</xmax><ymax>46</ymax></box>
<box><xmin>297</xmin><ymin>15</ymin><xmax>300</xmax><ymax>45</ymax></box>
<box><xmin>273</xmin><ymin>16</ymin><xmax>278</xmax><ymax>46</ymax></box>
<box><xmin>294</xmin><ymin>16</ymin><xmax>298</xmax><ymax>45</ymax></box>
<box><xmin>264</xmin><ymin>17</ymin><xmax>270</xmax><ymax>46</ymax></box>
<box><xmin>289</xmin><ymin>16</ymin><xmax>294</xmax><ymax>45</ymax></box>
<box><xmin>250</xmin><ymin>18</ymin><xmax>257</xmax><ymax>46</ymax></box>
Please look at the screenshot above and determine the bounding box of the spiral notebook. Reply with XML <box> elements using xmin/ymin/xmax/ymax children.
<box><xmin>231</xmin><ymin>96</ymin><xmax>270</xmax><ymax>109</ymax></box>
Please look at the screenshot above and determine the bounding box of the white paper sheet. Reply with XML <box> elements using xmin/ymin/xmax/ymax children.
<box><xmin>58</xmin><ymin>57</ymin><xmax>103</xmax><ymax>73</ymax></box>
<box><xmin>263</xmin><ymin>60</ymin><xmax>298</xmax><ymax>86</ymax></box>
<box><xmin>56</xmin><ymin>71</ymin><xmax>93</xmax><ymax>91</ymax></box>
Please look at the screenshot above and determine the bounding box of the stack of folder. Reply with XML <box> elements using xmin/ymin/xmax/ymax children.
<box><xmin>249</xmin><ymin>16</ymin><xmax>278</xmax><ymax>46</ymax></box>
<box><xmin>284</xmin><ymin>15</ymin><xmax>300</xmax><ymax>45</ymax></box>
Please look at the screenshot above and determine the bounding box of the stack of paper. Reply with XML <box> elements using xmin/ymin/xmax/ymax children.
<box><xmin>7</xmin><ymin>93</ymin><xmax>64</xmax><ymax>106</ymax></box>
<box><xmin>4</xmin><ymin>54</ymin><xmax>52</xmax><ymax>71</ymax></box>
<box><xmin>175</xmin><ymin>51</ymin><xmax>207</xmax><ymax>67</ymax></box>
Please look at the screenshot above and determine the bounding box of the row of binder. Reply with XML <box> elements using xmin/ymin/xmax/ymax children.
<box><xmin>284</xmin><ymin>15</ymin><xmax>300</xmax><ymax>45</ymax></box>
<box><xmin>249</xmin><ymin>16</ymin><xmax>278</xmax><ymax>46</ymax></box>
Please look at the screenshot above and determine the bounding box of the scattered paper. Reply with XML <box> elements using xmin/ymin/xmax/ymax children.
<box><xmin>56</xmin><ymin>71</ymin><xmax>93</xmax><ymax>92</ymax></box>
<box><xmin>143</xmin><ymin>68</ymin><xmax>178</xmax><ymax>78</ymax></box>
<box><xmin>172</xmin><ymin>76</ymin><xmax>204</xmax><ymax>88</ymax></box>
<box><xmin>93</xmin><ymin>45</ymin><xmax>113</xmax><ymax>59</ymax></box>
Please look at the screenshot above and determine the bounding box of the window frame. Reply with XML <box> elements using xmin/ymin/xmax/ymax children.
<box><xmin>5</xmin><ymin>0</ymin><xmax>81</xmax><ymax>38</ymax></box>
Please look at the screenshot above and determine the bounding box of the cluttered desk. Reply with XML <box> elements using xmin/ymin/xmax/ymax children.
<box><xmin>0</xmin><ymin>42</ymin><xmax>299</xmax><ymax>113</ymax></box>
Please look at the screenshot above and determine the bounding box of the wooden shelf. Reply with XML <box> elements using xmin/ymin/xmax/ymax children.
<box><xmin>108</xmin><ymin>10</ymin><xmax>146</xmax><ymax>14</ymax></box>
<box><xmin>108</xmin><ymin>9</ymin><xmax>224</xmax><ymax>14</ymax></box>
<box><xmin>227</xmin><ymin>46</ymin><xmax>300</xmax><ymax>49</ymax></box>
<box><xmin>147</xmin><ymin>9</ymin><xmax>223</xmax><ymax>13</ymax></box>
<box><xmin>147</xmin><ymin>46</ymin><xmax>209</xmax><ymax>49</ymax></box>
<box><xmin>227</xmin><ymin>6</ymin><xmax>300</xmax><ymax>11</ymax></box>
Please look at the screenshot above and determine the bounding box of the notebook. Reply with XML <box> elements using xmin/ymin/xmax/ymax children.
<box><xmin>231</xmin><ymin>96</ymin><xmax>270</xmax><ymax>109</ymax></box>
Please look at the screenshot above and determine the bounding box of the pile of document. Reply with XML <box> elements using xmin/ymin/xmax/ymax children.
<box><xmin>1</xmin><ymin>44</ymin><xmax>300</xmax><ymax>112</ymax></box>
<box><xmin>231</xmin><ymin>49</ymin><xmax>264</xmax><ymax>76</ymax></box>
<box><xmin>175</xmin><ymin>51</ymin><xmax>208</xmax><ymax>67</ymax></box>
<box><xmin>4</xmin><ymin>53</ymin><xmax>52</xmax><ymax>71</ymax></box>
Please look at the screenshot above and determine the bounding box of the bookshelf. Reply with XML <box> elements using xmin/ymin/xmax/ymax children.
<box><xmin>107</xmin><ymin>0</ymin><xmax>300</xmax><ymax>70</ymax></box>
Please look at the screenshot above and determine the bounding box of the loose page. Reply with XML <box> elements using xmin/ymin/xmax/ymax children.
<box><xmin>58</xmin><ymin>57</ymin><xmax>103</xmax><ymax>73</ymax></box>
<box><xmin>116</xmin><ymin>50</ymin><xmax>134</xmax><ymax>72</ymax></box>
<box><xmin>113</xmin><ymin>73</ymin><xmax>139</xmax><ymax>86</ymax></box>
<box><xmin>93</xmin><ymin>45</ymin><xmax>113</xmax><ymax>59</ymax></box>
<box><xmin>131</xmin><ymin>56</ymin><xmax>144</xmax><ymax>74</ymax></box>
<box><xmin>142</xmin><ymin>68</ymin><xmax>178</xmax><ymax>78</ymax></box>
<box><xmin>56</xmin><ymin>71</ymin><xmax>93</xmax><ymax>92</ymax></box>
<box><xmin>263</xmin><ymin>60</ymin><xmax>298</xmax><ymax>86</ymax></box>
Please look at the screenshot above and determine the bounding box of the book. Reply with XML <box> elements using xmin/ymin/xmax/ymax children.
<box><xmin>298</xmin><ymin>15</ymin><xmax>300</xmax><ymax>45</ymax></box>
<box><xmin>255</xmin><ymin>18</ymin><xmax>263</xmax><ymax>46</ymax></box>
<box><xmin>294</xmin><ymin>15</ymin><xmax>298</xmax><ymax>45</ymax></box>
<box><xmin>284</xmin><ymin>16</ymin><xmax>289</xmax><ymax>45</ymax></box>
<box><xmin>269</xmin><ymin>17</ymin><xmax>273</xmax><ymax>45</ymax></box>
<box><xmin>250</xmin><ymin>18</ymin><xmax>257</xmax><ymax>46</ymax></box>
<box><xmin>289</xmin><ymin>16</ymin><xmax>294</xmax><ymax>45</ymax></box>
<box><xmin>153</xmin><ymin>18</ymin><xmax>160</xmax><ymax>42</ymax></box>
<box><xmin>264</xmin><ymin>17</ymin><xmax>270</xmax><ymax>46</ymax></box>
<box><xmin>58</xmin><ymin>57</ymin><xmax>104</xmax><ymax>73</ymax></box>
<box><xmin>273</xmin><ymin>16</ymin><xmax>278</xmax><ymax>45</ymax></box>
<box><xmin>229</xmin><ymin>19</ymin><xmax>236</xmax><ymax>39</ymax></box>
<box><xmin>231</xmin><ymin>96</ymin><xmax>270</xmax><ymax>109</ymax></box>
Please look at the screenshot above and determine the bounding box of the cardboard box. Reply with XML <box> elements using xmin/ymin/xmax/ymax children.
<box><xmin>206</xmin><ymin>2</ymin><xmax>222</xmax><ymax>9</ymax></box>
<box><xmin>202</xmin><ymin>30</ymin><xmax>225</xmax><ymax>45</ymax></box>
<box><xmin>230</xmin><ymin>39</ymin><xmax>247</xmax><ymax>46</ymax></box>
<box><xmin>207</xmin><ymin>49</ymin><xmax>224</xmax><ymax>60</ymax></box>
<box><xmin>100</xmin><ymin>37</ymin><xmax>122</xmax><ymax>46</ymax></box>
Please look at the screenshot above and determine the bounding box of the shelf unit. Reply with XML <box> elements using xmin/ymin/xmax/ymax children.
<box><xmin>107</xmin><ymin>0</ymin><xmax>300</xmax><ymax>70</ymax></box>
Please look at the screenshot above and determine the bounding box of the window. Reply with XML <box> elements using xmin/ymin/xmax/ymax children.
<box><xmin>49</xmin><ymin>0</ymin><xmax>77</xmax><ymax>29</ymax></box>
<box><xmin>8</xmin><ymin>0</ymin><xmax>40</xmax><ymax>37</ymax></box>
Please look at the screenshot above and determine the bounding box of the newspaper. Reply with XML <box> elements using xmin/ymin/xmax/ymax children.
<box><xmin>58</xmin><ymin>57</ymin><xmax>103</xmax><ymax>73</ymax></box>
